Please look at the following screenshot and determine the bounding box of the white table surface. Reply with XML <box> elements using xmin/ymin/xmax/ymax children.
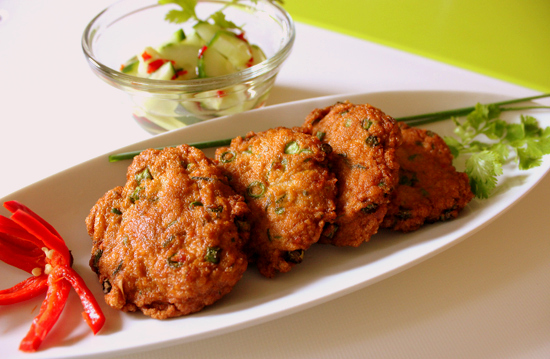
<box><xmin>1</xmin><ymin>1</ymin><xmax>549</xmax><ymax>358</ymax></box>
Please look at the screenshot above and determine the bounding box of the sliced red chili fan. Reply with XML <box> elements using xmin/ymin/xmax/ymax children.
<box><xmin>0</xmin><ymin>200</ymin><xmax>105</xmax><ymax>352</ymax></box>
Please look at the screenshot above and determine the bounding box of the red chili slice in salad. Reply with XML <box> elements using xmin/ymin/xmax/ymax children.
<box><xmin>141</xmin><ymin>51</ymin><xmax>152</xmax><ymax>61</ymax></box>
<box><xmin>198</xmin><ymin>45</ymin><xmax>208</xmax><ymax>59</ymax></box>
<box><xmin>147</xmin><ymin>59</ymin><xmax>166</xmax><ymax>74</ymax></box>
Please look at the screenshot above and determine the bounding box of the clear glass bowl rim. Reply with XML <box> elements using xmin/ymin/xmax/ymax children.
<box><xmin>81</xmin><ymin>0</ymin><xmax>295</xmax><ymax>93</ymax></box>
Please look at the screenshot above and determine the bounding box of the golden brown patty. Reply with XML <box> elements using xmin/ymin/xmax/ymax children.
<box><xmin>302</xmin><ymin>102</ymin><xmax>402</xmax><ymax>247</ymax></box>
<box><xmin>215</xmin><ymin>127</ymin><xmax>337</xmax><ymax>278</ymax></box>
<box><xmin>85</xmin><ymin>145</ymin><xmax>250</xmax><ymax>319</ymax></box>
<box><xmin>381</xmin><ymin>123</ymin><xmax>474</xmax><ymax>232</ymax></box>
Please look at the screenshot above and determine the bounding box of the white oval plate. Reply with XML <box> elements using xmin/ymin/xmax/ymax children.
<box><xmin>1</xmin><ymin>90</ymin><xmax>549</xmax><ymax>358</ymax></box>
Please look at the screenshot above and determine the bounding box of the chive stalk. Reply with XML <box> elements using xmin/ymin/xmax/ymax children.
<box><xmin>398</xmin><ymin>93</ymin><xmax>550</xmax><ymax>126</ymax></box>
<box><xmin>109</xmin><ymin>138</ymin><xmax>233</xmax><ymax>162</ymax></box>
<box><xmin>108</xmin><ymin>93</ymin><xmax>550</xmax><ymax>162</ymax></box>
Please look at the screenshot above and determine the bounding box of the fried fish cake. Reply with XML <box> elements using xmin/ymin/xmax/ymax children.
<box><xmin>215</xmin><ymin>127</ymin><xmax>337</xmax><ymax>278</ymax></box>
<box><xmin>302</xmin><ymin>101</ymin><xmax>402</xmax><ymax>247</ymax></box>
<box><xmin>85</xmin><ymin>145</ymin><xmax>250</xmax><ymax>319</ymax></box>
<box><xmin>381</xmin><ymin>123</ymin><xmax>474</xmax><ymax>232</ymax></box>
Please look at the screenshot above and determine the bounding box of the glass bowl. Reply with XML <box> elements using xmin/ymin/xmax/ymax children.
<box><xmin>82</xmin><ymin>0</ymin><xmax>295</xmax><ymax>134</ymax></box>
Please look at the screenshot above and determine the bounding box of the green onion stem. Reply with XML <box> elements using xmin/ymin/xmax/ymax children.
<box><xmin>108</xmin><ymin>93</ymin><xmax>550</xmax><ymax>162</ymax></box>
<box><xmin>402</xmin><ymin>105</ymin><xmax>550</xmax><ymax>127</ymax></box>
<box><xmin>500</xmin><ymin>106</ymin><xmax>550</xmax><ymax>112</ymax></box>
<box><xmin>396</xmin><ymin>93</ymin><xmax>550</xmax><ymax>123</ymax></box>
<box><xmin>108</xmin><ymin>138</ymin><xmax>232</xmax><ymax>162</ymax></box>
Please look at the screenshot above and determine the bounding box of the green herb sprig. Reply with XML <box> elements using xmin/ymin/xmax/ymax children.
<box><xmin>159</xmin><ymin>0</ymin><xmax>284</xmax><ymax>30</ymax></box>
<box><xmin>443</xmin><ymin>103</ymin><xmax>550</xmax><ymax>198</ymax></box>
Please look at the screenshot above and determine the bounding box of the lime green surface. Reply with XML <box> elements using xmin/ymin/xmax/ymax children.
<box><xmin>285</xmin><ymin>0</ymin><xmax>550</xmax><ymax>92</ymax></box>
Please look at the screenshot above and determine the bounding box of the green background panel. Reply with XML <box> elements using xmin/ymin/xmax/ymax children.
<box><xmin>284</xmin><ymin>0</ymin><xmax>550</xmax><ymax>92</ymax></box>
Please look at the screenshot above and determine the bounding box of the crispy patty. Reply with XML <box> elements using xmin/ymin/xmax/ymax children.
<box><xmin>85</xmin><ymin>145</ymin><xmax>250</xmax><ymax>319</ymax></box>
<box><xmin>215</xmin><ymin>127</ymin><xmax>337</xmax><ymax>278</ymax></box>
<box><xmin>302</xmin><ymin>102</ymin><xmax>402</xmax><ymax>247</ymax></box>
<box><xmin>381</xmin><ymin>123</ymin><xmax>474</xmax><ymax>232</ymax></box>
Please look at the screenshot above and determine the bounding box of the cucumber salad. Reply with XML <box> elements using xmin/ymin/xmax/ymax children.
<box><xmin>114</xmin><ymin>0</ymin><xmax>287</xmax><ymax>134</ymax></box>
<box><xmin>120</xmin><ymin>22</ymin><xmax>267</xmax><ymax>80</ymax></box>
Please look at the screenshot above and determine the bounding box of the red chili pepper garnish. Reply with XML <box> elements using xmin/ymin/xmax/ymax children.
<box><xmin>198</xmin><ymin>45</ymin><xmax>208</xmax><ymax>59</ymax></box>
<box><xmin>4</xmin><ymin>201</ymin><xmax>63</xmax><ymax>238</ymax></box>
<box><xmin>217</xmin><ymin>90</ymin><xmax>226</xmax><ymax>98</ymax></box>
<box><xmin>141</xmin><ymin>51</ymin><xmax>152</xmax><ymax>61</ymax></box>
<box><xmin>11</xmin><ymin>210</ymin><xmax>71</xmax><ymax>266</ymax></box>
<box><xmin>0</xmin><ymin>239</ymin><xmax>45</xmax><ymax>273</ymax></box>
<box><xmin>59</xmin><ymin>266</ymin><xmax>105</xmax><ymax>335</ymax></box>
<box><xmin>19</xmin><ymin>267</ymin><xmax>71</xmax><ymax>353</ymax></box>
<box><xmin>0</xmin><ymin>275</ymin><xmax>48</xmax><ymax>305</ymax></box>
<box><xmin>0</xmin><ymin>216</ymin><xmax>44</xmax><ymax>250</ymax></box>
<box><xmin>0</xmin><ymin>200</ymin><xmax>105</xmax><ymax>353</ymax></box>
<box><xmin>147</xmin><ymin>59</ymin><xmax>166</xmax><ymax>74</ymax></box>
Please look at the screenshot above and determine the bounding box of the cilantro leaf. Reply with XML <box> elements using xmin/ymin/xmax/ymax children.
<box><xmin>159</xmin><ymin>0</ymin><xmax>198</xmax><ymax>23</ymax></box>
<box><xmin>210</xmin><ymin>11</ymin><xmax>240</xmax><ymax>30</ymax></box>
<box><xmin>158</xmin><ymin>0</ymin><xmax>284</xmax><ymax>26</ymax></box>
<box><xmin>443</xmin><ymin>136</ymin><xmax>461</xmax><ymax>158</ymax></box>
<box><xmin>505</xmin><ymin>123</ymin><xmax>525</xmax><ymax>142</ymax></box>
<box><xmin>445</xmin><ymin>103</ymin><xmax>549</xmax><ymax>199</ymax></box>
<box><xmin>517</xmin><ymin>146</ymin><xmax>543</xmax><ymax>170</ymax></box>
<box><xmin>465</xmin><ymin>151</ymin><xmax>503</xmax><ymax>199</ymax></box>
<box><xmin>466</xmin><ymin>103</ymin><xmax>489</xmax><ymax>130</ymax></box>
<box><xmin>483</xmin><ymin>118</ymin><xmax>507</xmax><ymax>139</ymax></box>
<box><xmin>488</xmin><ymin>142</ymin><xmax>510</xmax><ymax>162</ymax></box>
<box><xmin>164</xmin><ymin>9</ymin><xmax>194</xmax><ymax>23</ymax></box>
<box><xmin>522</xmin><ymin>115</ymin><xmax>542</xmax><ymax>136</ymax></box>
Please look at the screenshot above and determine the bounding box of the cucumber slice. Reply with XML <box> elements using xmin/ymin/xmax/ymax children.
<box><xmin>196</xmin><ymin>90</ymin><xmax>244</xmax><ymax>111</ymax></box>
<box><xmin>193</xmin><ymin>21</ymin><xmax>222</xmax><ymax>43</ymax></box>
<box><xmin>159</xmin><ymin>28</ymin><xmax>187</xmax><ymax>50</ymax></box>
<box><xmin>121</xmin><ymin>56</ymin><xmax>139</xmax><ymax>74</ymax></box>
<box><xmin>142</xmin><ymin>113</ymin><xmax>187</xmax><ymax>131</ymax></box>
<box><xmin>158</xmin><ymin>42</ymin><xmax>201</xmax><ymax>77</ymax></box>
<box><xmin>171</xmin><ymin>28</ymin><xmax>186</xmax><ymax>42</ymax></box>
<box><xmin>149</xmin><ymin>61</ymin><xmax>176</xmax><ymax>80</ymax></box>
<box><xmin>137</xmin><ymin>47</ymin><xmax>162</xmax><ymax>76</ymax></box>
<box><xmin>250</xmin><ymin>44</ymin><xmax>267</xmax><ymax>66</ymax></box>
<box><xmin>184</xmin><ymin>31</ymin><xmax>205</xmax><ymax>47</ymax></box>
<box><xmin>197</xmin><ymin>47</ymin><xmax>236</xmax><ymax>78</ymax></box>
<box><xmin>208</xmin><ymin>31</ymin><xmax>252</xmax><ymax>70</ymax></box>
